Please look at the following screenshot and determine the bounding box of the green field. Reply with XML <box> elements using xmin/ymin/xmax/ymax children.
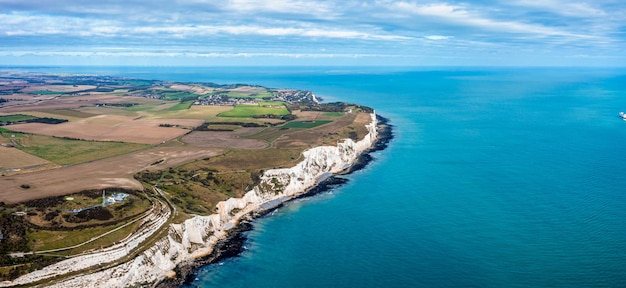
<box><xmin>218</xmin><ymin>104</ymin><xmax>290</xmax><ymax>118</ymax></box>
<box><xmin>225</xmin><ymin>91</ymin><xmax>273</xmax><ymax>99</ymax></box>
<box><xmin>161</xmin><ymin>91</ymin><xmax>198</xmax><ymax>101</ymax></box>
<box><xmin>323</xmin><ymin>112</ymin><xmax>345</xmax><ymax>117</ymax></box>
<box><xmin>169</xmin><ymin>100</ymin><xmax>195</xmax><ymax>111</ymax></box>
<box><xmin>28</xmin><ymin>91</ymin><xmax>64</xmax><ymax>95</ymax></box>
<box><xmin>7</xmin><ymin>132</ymin><xmax>148</xmax><ymax>165</ymax></box>
<box><xmin>0</xmin><ymin>114</ymin><xmax>37</xmax><ymax>122</ymax></box>
<box><xmin>259</xmin><ymin>101</ymin><xmax>285</xmax><ymax>106</ymax></box>
<box><xmin>281</xmin><ymin>120</ymin><xmax>332</xmax><ymax>129</ymax></box>
<box><xmin>28</xmin><ymin>219</ymin><xmax>143</xmax><ymax>253</ymax></box>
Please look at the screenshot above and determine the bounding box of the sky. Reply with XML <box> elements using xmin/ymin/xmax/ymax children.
<box><xmin>1</xmin><ymin>0</ymin><xmax>625</xmax><ymax>66</ymax></box>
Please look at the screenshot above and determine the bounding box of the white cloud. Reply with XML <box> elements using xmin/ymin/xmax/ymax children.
<box><xmin>1</xmin><ymin>0</ymin><xmax>624</xmax><ymax>66</ymax></box>
<box><xmin>183</xmin><ymin>0</ymin><xmax>340</xmax><ymax>19</ymax></box>
<box><xmin>0</xmin><ymin>10</ymin><xmax>410</xmax><ymax>41</ymax></box>
<box><xmin>389</xmin><ymin>1</ymin><xmax>595</xmax><ymax>39</ymax></box>
<box><xmin>424</xmin><ymin>35</ymin><xmax>450</xmax><ymax>40</ymax></box>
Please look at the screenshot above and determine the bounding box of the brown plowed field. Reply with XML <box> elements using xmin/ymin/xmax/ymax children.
<box><xmin>0</xmin><ymin>146</ymin><xmax>224</xmax><ymax>204</ymax></box>
<box><xmin>0</xmin><ymin>146</ymin><xmax>52</xmax><ymax>171</ymax></box>
<box><xmin>7</xmin><ymin>116</ymin><xmax>203</xmax><ymax>144</ymax></box>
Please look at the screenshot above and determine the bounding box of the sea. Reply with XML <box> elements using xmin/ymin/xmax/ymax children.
<box><xmin>6</xmin><ymin>66</ymin><xmax>626</xmax><ymax>287</ymax></box>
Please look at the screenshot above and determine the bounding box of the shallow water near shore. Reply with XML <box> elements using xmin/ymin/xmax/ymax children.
<box><xmin>13</xmin><ymin>66</ymin><xmax>626</xmax><ymax>287</ymax></box>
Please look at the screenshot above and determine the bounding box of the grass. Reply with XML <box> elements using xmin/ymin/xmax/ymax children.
<box><xmin>161</xmin><ymin>91</ymin><xmax>198</xmax><ymax>101</ymax></box>
<box><xmin>323</xmin><ymin>112</ymin><xmax>345</xmax><ymax>117</ymax></box>
<box><xmin>13</xmin><ymin>134</ymin><xmax>148</xmax><ymax>165</ymax></box>
<box><xmin>168</xmin><ymin>100</ymin><xmax>194</xmax><ymax>111</ymax></box>
<box><xmin>259</xmin><ymin>101</ymin><xmax>285</xmax><ymax>106</ymax></box>
<box><xmin>0</xmin><ymin>114</ymin><xmax>37</xmax><ymax>122</ymax></box>
<box><xmin>224</xmin><ymin>91</ymin><xmax>273</xmax><ymax>99</ymax></box>
<box><xmin>242</xmin><ymin>127</ymin><xmax>288</xmax><ymax>142</ymax></box>
<box><xmin>189</xmin><ymin>148</ymin><xmax>303</xmax><ymax>171</ymax></box>
<box><xmin>218</xmin><ymin>104</ymin><xmax>290</xmax><ymax>118</ymax></box>
<box><xmin>281</xmin><ymin>120</ymin><xmax>332</xmax><ymax>129</ymax></box>
<box><xmin>28</xmin><ymin>220</ymin><xmax>142</xmax><ymax>253</ymax></box>
<box><xmin>28</xmin><ymin>91</ymin><xmax>64</xmax><ymax>95</ymax></box>
<box><xmin>158</xmin><ymin>148</ymin><xmax>303</xmax><ymax>215</ymax></box>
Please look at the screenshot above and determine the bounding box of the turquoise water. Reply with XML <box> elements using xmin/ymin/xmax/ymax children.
<box><xmin>9</xmin><ymin>66</ymin><xmax>626</xmax><ymax>287</ymax></box>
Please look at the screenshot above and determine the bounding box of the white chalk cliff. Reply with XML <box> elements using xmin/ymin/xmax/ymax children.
<box><xmin>4</xmin><ymin>113</ymin><xmax>378</xmax><ymax>288</ymax></box>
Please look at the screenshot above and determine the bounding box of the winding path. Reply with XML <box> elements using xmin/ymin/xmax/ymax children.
<box><xmin>1</xmin><ymin>188</ymin><xmax>173</xmax><ymax>287</ymax></box>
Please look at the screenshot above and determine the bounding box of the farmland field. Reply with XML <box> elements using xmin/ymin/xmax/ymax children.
<box><xmin>323</xmin><ymin>112</ymin><xmax>345</xmax><ymax>117</ymax></box>
<box><xmin>0</xmin><ymin>114</ymin><xmax>37</xmax><ymax>122</ymax></box>
<box><xmin>21</xmin><ymin>85</ymin><xmax>97</xmax><ymax>93</ymax></box>
<box><xmin>182</xmin><ymin>128</ymin><xmax>267</xmax><ymax>149</ymax></box>
<box><xmin>0</xmin><ymin>145</ymin><xmax>224</xmax><ymax>204</ymax></box>
<box><xmin>218</xmin><ymin>104</ymin><xmax>290</xmax><ymax>117</ymax></box>
<box><xmin>169</xmin><ymin>100</ymin><xmax>195</xmax><ymax>111</ymax></box>
<box><xmin>5</xmin><ymin>115</ymin><xmax>201</xmax><ymax>144</ymax></box>
<box><xmin>0</xmin><ymin>72</ymin><xmax>379</xmax><ymax>283</ymax></box>
<box><xmin>9</xmin><ymin>132</ymin><xmax>148</xmax><ymax>165</ymax></box>
<box><xmin>40</xmin><ymin>109</ymin><xmax>98</xmax><ymax>118</ymax></box>
<box><xmin>0</xmin><ymin>146</ymin><xmax>52</xmax><ymax>172</ymax></box>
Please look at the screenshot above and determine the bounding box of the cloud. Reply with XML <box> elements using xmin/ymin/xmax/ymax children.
<box><xmin>388</xmin><ymin>1</ymin><xmax>592</xmax><ymax>38</ymax></box>
<box><xmin>0</xmin><ymin>0</ymin><xmax>624</xmax><ymax>66</ymax></box>
<box><xmin>424</xmin><ymin>35</ymin><xmax>450</xmax><ymax>40</ymax></box>
<box><xmin>223</xmin><ymin>0</ymin><xmax>338</xmax><ymax>17</ymax></box>
<box><xmin>510</xmin><ymin>0</ymin><xmax>606</xmax><ymax>17</ymax></box>
<box><xmin>0</xmin><ymin>11</ymin><xmax>409</xmax><ymax>41</ymax></box>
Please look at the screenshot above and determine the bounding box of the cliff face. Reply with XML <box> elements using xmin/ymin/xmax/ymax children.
<box><xmin>16</xmin><ymin>113</ymin><xmax>378</xmax><ymax>288</ymax></box>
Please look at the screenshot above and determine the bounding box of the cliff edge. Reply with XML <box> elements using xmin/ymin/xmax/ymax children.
<box><xmin>9</xmin><ymin>112</ymin><xmax>385</xmax><ymax>288</ymax></box>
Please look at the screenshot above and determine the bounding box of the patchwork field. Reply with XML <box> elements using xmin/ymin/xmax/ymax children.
<box><xmin>0</xmin><ymin>146</ymin><xmax>224</xmax><ymax>204</ymax></box>
<box><xmin>0</xmin><ymin>72</ymin><xmax>381</xmax><ymax>282</ymax></box>
<box><xmin>218</xmin><ymin>103</ymin><xmax>290</xmax><ymax>117</ymax></box>
<box><xmin>0</xmin><ymin>146</ymin><xmax>53</xmax><ymax>173</ymax></box>
<box><xmin>6</xmin><ymin>115</ymin><xmax>202</xmax><ymax>144</ymax></box>
<box><xmin>0</xmin><ymin>94</ymin><xmax>142</xmax><ymax>113</ymax></box>
<box><xmin>21</xmin><ymin>85</ymin><xmax>97</xmax><ymax>93</ymax></box>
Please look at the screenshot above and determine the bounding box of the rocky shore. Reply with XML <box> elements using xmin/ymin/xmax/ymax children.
<box><xmin>16</xmin><ymin>113</ymin><xmax>392</xmax><ymax>288</ymax></box>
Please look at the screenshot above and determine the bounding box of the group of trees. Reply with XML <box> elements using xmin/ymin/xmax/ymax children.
<box><xmin>0</xmin><ymin>213</ymin><xmax>29</xmax><ymax>255</ymax></box>
<box><xmin>24</xmin><ymin>117</ymin><xmax>68</xmax><ymax>124</ymax></box>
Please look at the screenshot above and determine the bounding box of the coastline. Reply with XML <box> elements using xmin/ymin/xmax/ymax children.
<box><xmin>158</xmin><ymin>115</ymin><xmax>393</xmax><ymax>287</ymax></box>
<box><xmin>9</xmin><ymin>113</ymin><xmax>393</xmax><ymax>288</ymax></box>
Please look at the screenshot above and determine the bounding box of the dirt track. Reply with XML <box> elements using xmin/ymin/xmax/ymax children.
<box><xmin>0</xmin><ymin>146</ymin><xmax>224</xmax><ymax>204</ymax></box>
